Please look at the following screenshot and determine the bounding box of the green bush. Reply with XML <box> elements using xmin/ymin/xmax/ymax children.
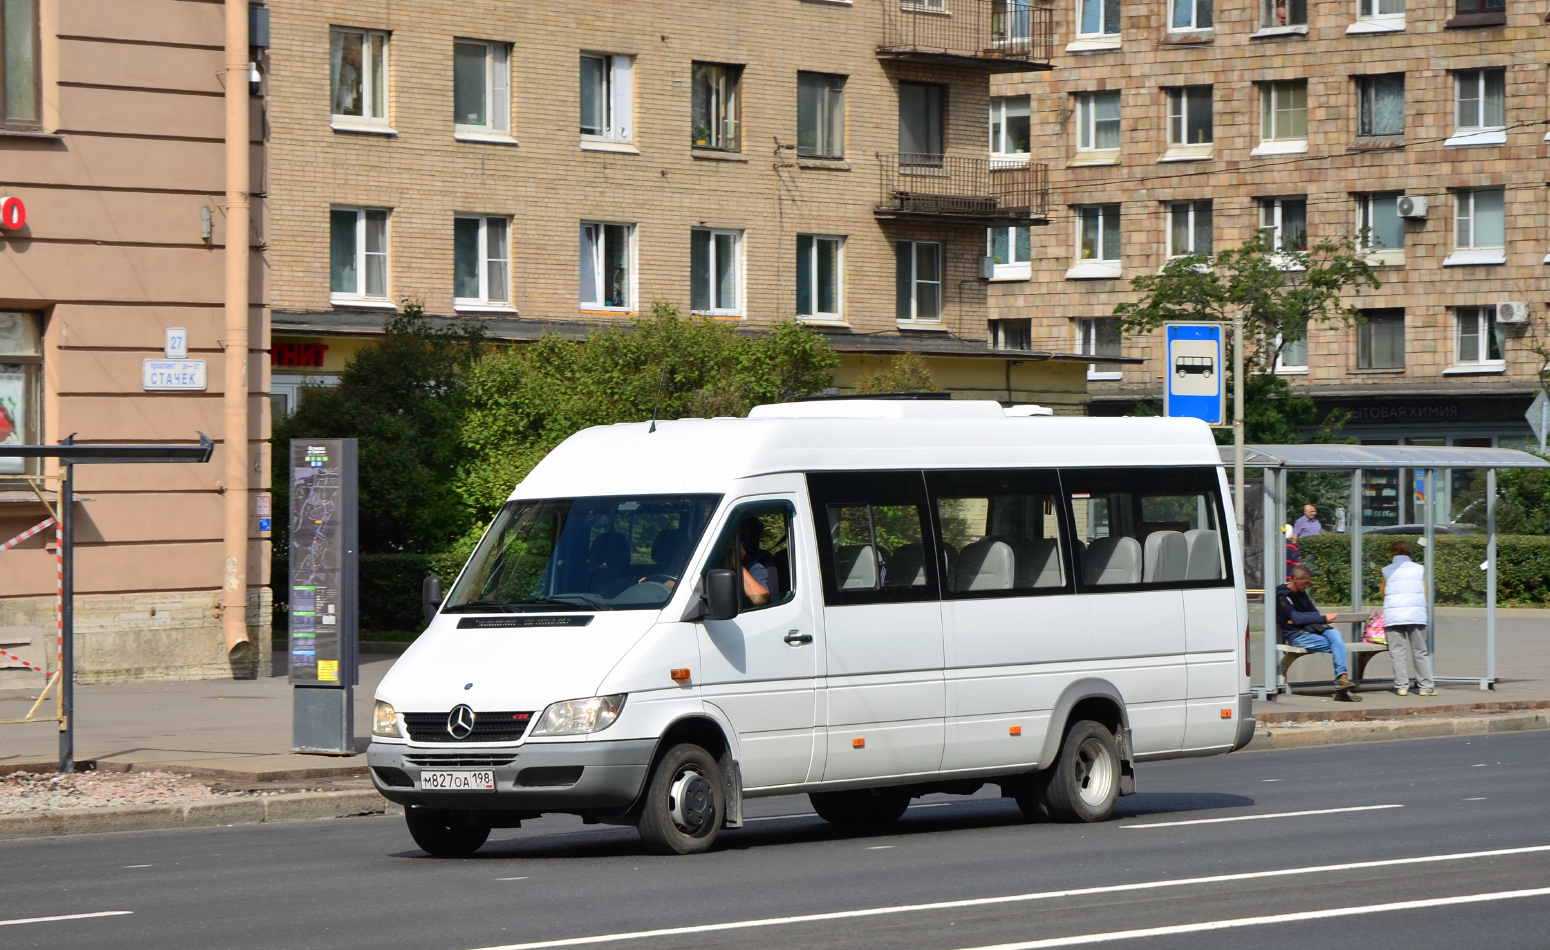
<box><xmin>1298</xmin><ymin>534</ymin><xmax>1550</xmax><ymax>607</ymax></box>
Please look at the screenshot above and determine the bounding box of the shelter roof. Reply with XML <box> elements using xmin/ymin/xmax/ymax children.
<box><xmin>1222</xmin><ymin>444</ymin><xmax>1549</xmax><ymax>470</ymax></box>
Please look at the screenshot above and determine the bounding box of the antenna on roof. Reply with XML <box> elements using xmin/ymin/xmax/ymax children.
<box><xmin>648</xmin><ymin>366</ymin><xmax>666</xmax><ymax>433</ymax></box>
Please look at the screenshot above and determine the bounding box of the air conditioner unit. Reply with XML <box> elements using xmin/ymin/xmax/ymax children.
<box><xmin>1396</xmin><ymin>195</ymin><xmax>1428</xmax><ymax>219</ymax></box>
<box><xmin>1495</xmin><ymin>301</ymin><xmax>1531</xmax><ymax>325</ymax></box>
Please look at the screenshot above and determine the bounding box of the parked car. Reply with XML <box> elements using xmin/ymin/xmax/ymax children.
<box><xmin>1363</xmin><ymin>523</ymin><xmax>1478</xmax><ymax>535</ymax></box>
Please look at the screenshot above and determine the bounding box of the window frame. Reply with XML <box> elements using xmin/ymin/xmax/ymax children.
<box><xmin>1455</xmin><ymin>305</ymin><xmax>1505</xmax><ymax>367</ymax></box>
<box><xmin>926</xmin><ymin>469</ymin><xmax>1076</xmax><ymax>600</ymax></box>
<box><xmin>1356</xmin><ymin>192</ymin><xmax>1405</xmax><ymax>257</ymax></box>
<box><xmin>579</xmin><ymin>221</ymin><xmax>635</xmax><ymax>311</ymax></box>
<box><xmin>988</xmin><ymin>95</ymin><xmax>1031</xmax><ymax>159</ymax></box>
<box><xmin>1356</xmin><ymin>74</ymin><xmax>1405</xmax><ymax>138</ymax></box>
<box><xmin>0</xmin><ymin>310</ymin><xmax>42</xmax><ymax>475</ymax></box>
<box><xmin>453</xmin><ymin>39</ymin><xmax>511</xmax><ymax>137</ymax></box>
<box><xmin>796</xmin><ymin>234</ymin><xmax>844</xmax><ymax>321</ymax></box>
<box><xmin>796</xmin><ymin>72</ymin><xmax>846</xmax><ymax>159</ymax></box>
<box><xmin>899</xmin><ymin>81</ymin><xmax>946</xmax><ymax>161</ymax></box>
<box><xmin>330</xmin><ymin>27</ymin><xmax>390</xmax><ymax>128</ymax></box>
<box><xmin>0</xmin><ymin>0</ymin><xmax>41</xmax><ymax>131</ymax></box>
<box><xmin>1170</xmin><ymin>0</ymin><xmax>1214</xmax><ymax>32</ymax></box>
<box><xmin>990</xmin><ymin>318</ymin><xmax>1033</xmax><ymax>352</ymax></box>
<box><xmin>692</xmin><ymin>62</ymin><xmax>742</xmax><ymax>152</ymax></box>
<box><xmin>701</xmin><ymin>499</ymin><xmax>799</xmax><ymax>613</ymax></box>
<box><xmin>1076</xmin><ymin>204</ymin><xmax>1121</xmax><ymax>262</ymax></box>
<box><xmin>1166</xmin><ymin>200</ymin><xmax>1213</xmax><ymax>259</ymax></box>
<box><xmin>1275</xmin><ymin>321</ymin><xmax>1310</xmax><ymax>372</ymax></box>
<box><xmin>896</xmin><ymin>240</ymin><xmax>944</xmax><ymax>324</ymax></box>
<box><xmin>988</xmin><ymin>226</ymin><xmax>1032</xmax><ymax>280</ymax></box>
<box><xmin>1259</xmin><ymin>0</ymin><xmax>1308</xmax><ymax>29</ymax></box>
<box><xmin>453</xmin><ymin>214</ymin><xmax>511</xmax><ymax>308</ymax></box>
<box><xmin>329</xmin><ymin>206</ymin><xmax>391</xmax><ymax>304</ymax></box>
<box><xmin>1165</xmin><ymin>86</ymin><xmax>1213</xmax><ymax>148</ymax></box>
<box><xmin>1450</xmin><ymin>68</ymin><xmax>1506</xmax><ymax>144</ymax></box>
<box><xmin>1075</xmin><ymin>90</ymin><xmax>1121</xmax><ymax>152</ymax></box>
<box><xmin>690</xmin><ymin>227</ymin><xmax>743</xmax><ymax>317</ymax></box>
<box><xmin>1353</xmin><ymin>0</ymin><xmax>1405</xmax><ymax>30</ymax></box>
<box><xmin>580</xmin><ymin>52</ymin><xmax>634</xmax><ymax>143</ymax></box>
<box><xmin>1258</xmin><ymin>80</ymin><xmax>1308</xmax><ymax>146</ymax></box>
<box><xmin>1357</xmin><ymin>308</ymin><xmax>1406</xmax><ymax>370</ymax></box>
<box><xmin>806</xmin><ymin>470</ymin><xmax>941</xmax><ymax>607</ymax></box>
<box><xmin>1076</xmin><ymin>316</ymin><xmax>1123</xmax><ymax>380</ymax></box>
<box><xmin>1453</xmin><ymin>187</ymin><xmax>1506</xmax><ymax>253</ymax></box>
<box><xmin>1257</xmin><ymin>197</ymin><xmax>1308</xmax><ymax>253</ymax></box>
<box><xmin>1076</xmin><ymin>0</ymin><xmax>1122</xmax><ymax>37</ymax></box>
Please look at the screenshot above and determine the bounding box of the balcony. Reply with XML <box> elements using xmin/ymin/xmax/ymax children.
<box><xmin>875</xmin><ymin>154</ymin><xmax>1049</xmax><ymax>226</ymax></box>
<box><xmin>878</xmin><ymin>0</ymin><xmax>1054</xmax><ymax>72</ymax></box>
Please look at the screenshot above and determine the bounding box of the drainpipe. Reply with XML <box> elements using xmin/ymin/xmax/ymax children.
<box><xmin>221</xmin><ymin>0</ymin><xmax>252</xmax><ymax>662</ymax></box>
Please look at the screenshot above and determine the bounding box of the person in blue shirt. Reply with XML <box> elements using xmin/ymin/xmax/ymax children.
<box><xmin>1293</xmin><ymin>504</ymin><xmax>1323</xmax><ymax>538</ymax></box>
<box><xmin>737</xmin><ymin>518</ymin><xmax>776</xmax><ymax>606</ymax></box>
<box><xmin>1276</xmin><ymin>564</ymin><xmax>1354</xmax><ymax>691</ymax></box>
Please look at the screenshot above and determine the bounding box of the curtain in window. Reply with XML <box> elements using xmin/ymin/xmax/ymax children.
<box><xmin>1363</xmin><ymin>76</ymin><xmax>1404</xmax><ymax>136</ymax></box>
<box><xmin>691</xmin><ymin>230</ymin><xmax>711</xmax><ymax>311</ymax></box>
<box><xmin>485</xmin><ymin>218</ymin><xmax>509</xmax><ymax>302</ymax></box>
<box><xmin>579</xmin><ymin>225</ymin><xmax>600</xmax><ymax>303</ymax></box>
<box><xmin>364</xmin><ymin>210</ymin><xmax>388</xmax><ymax>298</ymax></box>
<box><xmin>331</xmin><ymin>30</ymin><xmax>362</xmax><ymax>116</ymax></box>
<box><xmin>329</xmin><ymin>209</ymin><xmax>357</xmax><ymax>294</ymax></box>
<box><xmin>454</xmin><ymin>217</ymin><xmax>481</xmax><ymax>299</ymax></box>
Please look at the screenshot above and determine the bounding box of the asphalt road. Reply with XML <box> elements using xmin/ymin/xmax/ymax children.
<box><xmin>4</xmin><ymin>731</ymin><xmax>1550</xmax><ymax>950</ymax></box>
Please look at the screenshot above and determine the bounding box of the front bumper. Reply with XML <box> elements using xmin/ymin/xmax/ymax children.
<box><xmin>368</xmin><ymin>738</ymin><xmax>656</xmax><ymax>812</ymax></box>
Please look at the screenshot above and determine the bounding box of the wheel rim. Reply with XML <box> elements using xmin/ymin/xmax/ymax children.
<box><xmin>668</xmin><ymin>769</ymin><xmax>715</xmax><ymax>835</ymax></box>
<box><xmin>1073</xmin><ymin>737</ymin><xmax>1115</xmax><ymax>807</ymax></box>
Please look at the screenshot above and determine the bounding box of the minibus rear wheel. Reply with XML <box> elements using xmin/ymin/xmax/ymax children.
<box><xmin>637</xmin><ymin>743</ymin><xmax>725</xmax><ymax>855</ymax></box>
<box><xmin>1042</xmin><ymin>720</ymin><xmax>1121</xmax><ymax>823</ymax></box>
<box><xmin>809</xmin><ymin>789</ymin><xmax>911</xmax><ymax>825</ymax></box>
<box><xmin>404</xmin><ymin>808</ymin><xmax>491</xmax><ymax>856</ymax></box>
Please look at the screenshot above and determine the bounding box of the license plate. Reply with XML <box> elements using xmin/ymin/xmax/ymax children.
<box><xmin>418</xmin><ymin>770</ymin><xmax>495</xmax><ymax>790</ymax></box>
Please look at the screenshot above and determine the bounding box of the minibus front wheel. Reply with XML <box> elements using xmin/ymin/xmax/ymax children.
<box><xmin>1041</xmin><ymin>720</ymin><xmax>1121</xmax><ymax>823</ymax></box>
<box><xmin>636</xmin><ymin>743</ymin><xmax>726</xmax><ymax>855</ymax></box>
<box><xmin>404</xmin><ymin>808</ymin><xmax>491</xmax><ymax>856</ymax></box>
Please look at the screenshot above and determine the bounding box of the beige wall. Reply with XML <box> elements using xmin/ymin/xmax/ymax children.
<box><xmin>0</xmin><ymin>0</ymin><xmax>269</xmax><ymax>682</ymax></box>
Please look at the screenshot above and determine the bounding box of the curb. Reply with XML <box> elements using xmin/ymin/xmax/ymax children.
<box><xmin>0</xmin><ymin>789</ymin><xmax>402</xmax><ymax>841</ymax></box>
<box><xmin>1247</xmin><ymin>711</ymin><xmax>1550</xmax><ymax>750</ymax></box>
<box><xmin>1255</xmin><ymin>698</ymin><xmax>1550</xmax><ymax>724</ymax></box>
<box><xmin>2</xmin><ymin>761</ymin><xmax>369</xmax><ymax>782</ymax></box>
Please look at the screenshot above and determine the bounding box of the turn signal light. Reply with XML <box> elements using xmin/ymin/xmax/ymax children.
<box><xmin>1009</xmin><ymin>725</ymin><xmax>1023</xmax><ymax>736</ymax></box>
<box><xmin>670</xmin><ymin>668</ymin><xmax>691</xmax><ymax>683</ymax></box>
<box><xmin>1221</xmin><ymin>709</ymin><xmax>1233</xmax><ymax>719</ymax></box>
<box><xmin>853</xmin><ymin>737</ymin><xmax>865</xmax><ymax>748</ymax></box>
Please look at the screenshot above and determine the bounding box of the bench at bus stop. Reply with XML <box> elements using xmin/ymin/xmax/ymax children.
<box><xmin>1277</xmin><ymin>611</ymin><xmax>1388</xmax><ymax>700</ymax></box>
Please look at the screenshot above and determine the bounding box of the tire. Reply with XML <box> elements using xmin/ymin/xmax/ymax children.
<box><xmin>404</xmin><ymin>809</ymin><xmax>491</xmax><ymax>856</ymax></box>
<box><xmin>636</xmin><ymin>743</ymin><xmax>725</xmax><ymax>855</ymax></box>
<box><xmin>809</xmin><ymin>789</ymin><xmax>911</xmax><ymax>826</ymax></box>
<box><xmin>1041</xmin><ymin>720</ymin><xmax>1121</xmax><ymax>823</ymax></box>
<box><xmin>1011</xmin><ymin>773</ymin><xmax>1052</xmax><ymax>822</ymax></box>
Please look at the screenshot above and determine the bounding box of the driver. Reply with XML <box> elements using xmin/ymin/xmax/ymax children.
<box><xmin>738</xmin><ymin>518</ymin><xmax>776</xmax><ymax>606</ymax></box>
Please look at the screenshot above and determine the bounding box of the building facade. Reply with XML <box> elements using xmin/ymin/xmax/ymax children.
<box><xmin>988</xmin><ymin>0</ymin><xmax>1545</xmax><ymax>520</ymax></box>
<box><xmin>262</xmin><ymin>0</ymin><xmax>1100</xmax><ymax>409</ymax></box>
<box><xmin>1</xmin><ymin>0</ymin><xmax>268</xmax><ymax>684</ymax></box>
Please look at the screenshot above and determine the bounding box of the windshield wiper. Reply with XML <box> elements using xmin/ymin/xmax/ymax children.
<box><xmin>442</xmin><ymin>600</ymin><xmax>518</xmax><ymax>614</ymax></box>
<box><xmin>516</xmin><ymin>595</ymin><xmax>611</xmax><ymax>611</ymax></box>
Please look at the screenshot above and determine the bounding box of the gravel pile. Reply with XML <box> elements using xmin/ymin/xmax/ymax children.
<box><xmin>0</xmin><ymin>769</ymin><xmax>234</xmax><ymax>815</ymax></box>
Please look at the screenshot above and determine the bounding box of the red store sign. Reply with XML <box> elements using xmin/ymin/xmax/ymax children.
<box><xmin>0</xmin><ymin>196</ymin><xmax>26</xmax><ymax>230</ymax></box>
<box><xmin>272</xmin><ymin>343</ymin><xmax>329</xmax><ymax>368</ymax></box>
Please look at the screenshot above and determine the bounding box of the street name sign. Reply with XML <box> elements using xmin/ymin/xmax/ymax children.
<box><xmin>142</xmin><ymin>359</ymin><xmax>206</xmax><ymax>391</ymax></box>
<box><xmin>1163</xmin><ymin>323</ymin><xmax>1225</xmax><ymax>426</ymax></box>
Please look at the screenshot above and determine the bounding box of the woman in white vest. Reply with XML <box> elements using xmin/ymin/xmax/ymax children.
<box><xmin>1381</xmin><ymin>540</ymin><xmax>1435</xmax><ymax>697</ymax></box>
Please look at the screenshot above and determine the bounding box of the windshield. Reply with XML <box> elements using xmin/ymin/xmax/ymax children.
<box><xmin>444</xmin><ymin>494</ymin><xmax>722</xmax><ymax>612</ymax></box>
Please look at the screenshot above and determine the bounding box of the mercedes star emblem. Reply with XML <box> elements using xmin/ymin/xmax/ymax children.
<box><xmin>447</xmin><ymin>704</ymin><xmax>476</xmax><ymax>740</ymax></box>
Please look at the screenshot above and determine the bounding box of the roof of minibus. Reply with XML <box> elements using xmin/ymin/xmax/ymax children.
<box><xmin>507</xmin><ymin>401</ymin><xmax>1222</xmax><ymax>501</ymax></box>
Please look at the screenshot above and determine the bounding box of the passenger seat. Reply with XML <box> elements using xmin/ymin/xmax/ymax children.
<box><xmin>834</xmin><ymin>544</ymin><xmax>877</xmax><ymax>589</ymax></box>
<box><xmin>1183</xmin><ymin>529</ymin><xmax>1222</xmax><ymax>580</ymax></box>
<box><xmin>954</xmin><ymin>539</ymin><xmax>1015</xmax><ymax>591</ymax></box>
<box><xmin>885</xmin><ymin>543</ymin><xmax>928</xmax><ymax>587</ymax></box>
<box><xmin>1142</xmin><ymin>530</ymin><xmax>1189</xmax><ymax>583</ymax></box>
<box><xmin>1083</xmin><ymin>536</ymin><xmax>1142</xmax><ymax>585</ymax></box>
<box><xmin>1014</xmin><ymin>539</ymin><xmax>1063</xmax><ymax>588</ymax></box>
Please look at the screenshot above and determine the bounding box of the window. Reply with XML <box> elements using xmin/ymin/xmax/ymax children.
<box><xmin>330</xmin><ymin>207</ymin><xmax>389</xmax><ymax>302</ymax></box>
<box><xmin>1075</xmin><ymin>91</ymin><xmax>1121</xmax><ymax>152</ymax></box>
<box><xmin>330</xmin><ymin>28</ymin><xmax>388</xmax><ymax>126</ymax></box>
<box><xmin>1451</xmin><ymin>69</ymin><xmax>1505</xmax><ymax>144</ymax></box>
<box><xmin>990</xmin><ymin>319</ymin><xmax>1032</xmax><ymax>351</ymax></box>
<box><xmin>454</xmin><ymin>215</ymin><xmax>510</xmax><ymax>307</ymax></box>
<box><xmin>1</xmin><ymin>0</ymin><xmax>39</xmax><ymax>129</ymax></box>
<box><xmin>797</xmin><ymin>235</ymin><xmax>843</xmax><ymax>321</ymax></box>
<box><xmin>1078</xmin><ymin>0</ymin><xmax>1121</xmax><ymax>36</ymax></box>
<box><xmin>806</xmin><ymin>471</ymin><xmax>937</xmax><ymax>605</ymax></box>
<box><xmin>1167</xmin><ymin>201</ymin><xmax>1213</xmax><ymax>257</ymax></box>
<box><xmin>1357</xmin><ymin>74</ymin><xmax>1404</xmax><ymax>137</ymax></box>
<box><xmin>1358</xmin><ymin>308</ymin><xmax>1405</xmax><ymax>369</ymax></box>
<box><xmin>703</xmin><ymin>501</ymin><xmax>797</xmax><ymax>611</ymax></box>
<box><xmin>1171</xmin><ymin>0</ymin><xmax>1213</xmax><ymax>30</ymax></box>
<box><xmin>1276</xmin><ymin>319</ymin><xmax>1309</xmax><ymax>371</ymax></box>
<box><xmin>896</xmin><ymin>241</ymin><xmax>943</xmax><ymax>323</ymax></box>
<box><xmin>1258</xmin><ymin>198</ymin><xmax>1307</xmax><ymax>252</ymax></box>
<box><xmin>1258</xmin><ymin>81</ymin><xmax>1307</xmax><ymax>146</ymax></box>
<box><xmin>797</xmin><ymin>72</ymin><xmax>845</xmax><ymax>159</ymax></box>
<box><xmin>691</xmin><ymin>228</ymin><xmax>741</xmax><ymax>316</ymax></box>
<box><xmin>453</xmin><ymin>40</ymin><xmax>510</xmax><ymax>136</ymax></box>
<box><xmin>929</xmin><ymin>470</ymin><xmax>1070</xmax><ymax>596</ymax></box>
<box><xmin>580</xmin><ymin>53</ymin><xmax>633</xmax><ymax>142</ymax></box>
<box><xmin>1355</xmin><ymin>0</ymin><xmax>1405</xmax><ymax>26</ymax></box>
<box><xmin>900</xmin><ymin>81</ymin><xmax>945</xmax><ymax>162</ymax></box>
<box><xmin>1451</xmin><ymin>188</ymin><xmax>1505</xmax><ymax>265</ymax></box>
<box><xmin>692</xmin><ymin>62</ymin><xmax>741</xmax><ymax>151</ymax></box>
<box><xmin>0</xmin><ymin>311</ymin><xmax>41</xmax><ymax>474</ymax></box>
<box><xmin>1456</xmin><ymin>306</ymin><xmax>1504</xmax><ymax>366</ymax></box>
<box><xmin>580</xmin><ymin>223</ymin><xmax>633</xmax><ymax>309</ymax></box>
<box><xmin>1260</xmin><ymin>0</ymin><xmax>1308</xmax><ymax>28</ymax></box>
<box><xmin>989</xmin><ymin>96</ymin><xmax>1031</xmax><ymax>157</ymax></box>
<box><xmin>1077</xmin><ymin>316</ymin><xmax>1122</xmax><ymax>378</ymax></box>
<box><xmin>1357</xmin><ymin>193</ymin><xmax>1404</xmax><ymax>254</ymax></box>
<box><xmin>1166</xmin><ymin>87</ymin><xmax>1213</xmax><ymax>147</ymax></box>
<box><xmin>1063</xmin><ymin>468</ymin><xmax>1229</xmax><ymax>588</ymax></box>
<box><xmin>988</xmin><ymin>227</ymin><xmax>1031</xmax><ymax>279</ymax></box>
<box><xmin>1449</xmin><ymin>0</ymin><xmax>1506</xmax><ymax>27</ymax></box>
<box><xmin>1078</xmin><ymin>204</ymin><xmax>1121</xmax><ymax>261</ymax></box>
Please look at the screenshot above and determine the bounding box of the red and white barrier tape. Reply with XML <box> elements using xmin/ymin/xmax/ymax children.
<box><xmin>1</xmin><ymin>516</ymin><xmax>54</xmax><ymax>551</ymax></box>
<box><xmin>0</xmin><ymin>648</ymin><xmax>46</xmax><ymax>674</ymax></box>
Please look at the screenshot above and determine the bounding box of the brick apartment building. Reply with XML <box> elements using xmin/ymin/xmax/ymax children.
<box><xmin>261</xmin><ymin>0</ymin><xmax>1102</xmax><ymax>412</ymax></box>
<box><xmin>988</xmin><ymin>0</ymin><xmax>1545</xmax><ymax>522</ymax></box>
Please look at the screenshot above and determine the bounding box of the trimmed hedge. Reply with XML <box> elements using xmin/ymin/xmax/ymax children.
<box><xmin>1298</xmin><ymin>534</ymin><xmax>1550</xmax><ymax>607</ymax></box>
<box><xmin>271</xmin><ymin>552</ymin><xmax>466</xmax><ymax>636</ymax></box>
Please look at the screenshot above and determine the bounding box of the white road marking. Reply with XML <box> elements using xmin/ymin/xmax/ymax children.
<box><xmin>1123</xmin><ymin>804</ymin><xmax>1401</xmax><ymax>829</ymax></box>
<box><xmin>465</xmin><ymin>844</ymin><xmax>1550</xmax><ymax>950</ymax></box>
<box><xmin>946</xmin><ymin>887</ymin><xmax>1550</xmax><ymax>949</ymax></box>
<box><xmin>1464</xmin><ymin>797</ymin><xmax>1487</xmax><ymax>801</ymax></box>
<box><xmin>867</xmin><ymin>846</ymin><xmax>896</xmax><ymax>850</ymax></box>
<box><xmin>0</xmin><ymin>911</ymin><xmax>133</xmax><ymax>928</ymax></box>
<box><xmin>496</xmin><ymin>877</ymin><xmax>530</xmax><ymax>881</ymax></box>
<box><xmin>122</xmin><ymin>864</ymin><xmax>152</xmax><ymax>869</ymax></box>
<box><xmin>1261</xmin><ymin>779</ymin><xmax>1280</xmax><ymax>782</ymax></box>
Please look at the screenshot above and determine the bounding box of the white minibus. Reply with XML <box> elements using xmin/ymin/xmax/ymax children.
<box><xmin>368</xmin><ymin>399</ymin><xmax>1254</xmax><ymax>855</ymax></box>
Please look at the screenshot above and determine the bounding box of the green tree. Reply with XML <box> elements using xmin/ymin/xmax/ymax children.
<box><xmin>850</xmin><ymin>351</ymin><xmax>940</xmax><ymax>394</ymax></box>
<box><xmin>271</xmin><ymin>305</ymin><xmax>484</xmax><ymax>555</ymax></box>
<box><xmin>1451</xmin><ymin>449</ymin><xmax>1550</xmax><ymax>534</ymax></box>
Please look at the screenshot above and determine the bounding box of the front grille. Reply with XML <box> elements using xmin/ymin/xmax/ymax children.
<box><xmin>404</xmin><ymin>753</ymin><xmax>517</xmax><ymax>768</ymax></box>
<box><xmin>402</xmin><ymin>710</ymin><xmax>533</xmax><ymax>743</ymax></box>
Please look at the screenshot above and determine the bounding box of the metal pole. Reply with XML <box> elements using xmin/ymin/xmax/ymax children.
<box><xmin>1233</xmin><ymin>312</ymin><xmax>1245</xmax><ymax>549</ymax></box>
<box><xmin>1424</xmin><ymin>468</ymin><xmax>1436</xmax><ymax>669</ymax></box>
<box><xmin>1486</xmin><ymin>468</ymin><xmax>1497</xmax><ymax>688</ymax></box>
<box><xmin>221</xmin><ymin>0</ymin><xmax>253</xmax><ymax>662</ymax></box>
<box><xmin>1350</xmin><ymin>469</ymin><xmax>1363</xmax><ymax>613</ymax></box>
<box><xmin>1261</xmin><ymin>468</ymin><xmax>1278</xmax><ymax>699</ymax></box>
<box><xmin>59</xmin><ymin>445</ymin><xmax>74</xmax><ymax>774</ymax></box>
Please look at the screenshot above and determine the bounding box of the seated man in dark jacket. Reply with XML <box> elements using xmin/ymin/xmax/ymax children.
<box><xmin>1276</xmin><ymin>565</ymin><xmax>1354</xmax><ymax>690</ymax></box>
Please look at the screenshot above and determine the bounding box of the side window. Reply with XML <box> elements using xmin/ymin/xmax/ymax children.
<box><xmin>807</xmin><ymin>472</ymin><xmax>937</xmax><ymax>605</ymax></box>
<box><xmin>927</xmin><ymin>470</ymin><xmax>1070</xmax><ymax>597</ymax></box>
<box><xmin>1063</xmin><ymin>467</ymin><xmax>1230</xmax><ymax>589</ymax></box>
<box><xmin>703</xmin><ymin>501</ymin><xmax>797</xmax><ymax>611</ymax></box>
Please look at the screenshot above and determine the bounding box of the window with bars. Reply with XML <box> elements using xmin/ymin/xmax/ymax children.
<box><xmin>453</xmin><ymin>40</ymin><xmax>511</xmax><ymax>135</ymax></box>
<box><xmin>797</xmin><ymin>235</ymin><xmax>843</xmax><ymax>321</ymax></box>
<box><xmin>1357</xmin><ymin>74</ymin><xmax>1404</xmax><ymax>137</ymax></box>
<box><xmin>0</xmin><ymin>0</ymin><xmax>39</xmax><ymax>130</ymax></box>
<box><xmin>692</xmin><ymin>62</ymin><xmax>741</xmax><ymax>151</ymax></box>
<box><xmin>1167</xmin><ymin>201</ymin><xmax>1212</xmax><ymax>258</ymax></box>
<box><xmin>1456</xmin><ymin>306</ymin><xmax>1504</xmax><ymax>365</ymax></box>
<box><xmin>797</xmin><ymin>73</ymin><xmax>846</xmax><ymax>159</ymax></box>
<box><xmin>691</xmin><ymin>228</ymin><xmax>741</xmax><ymax>316</ymax></box>
<box><xmin>580</xmin><ymin>223</ymin><xmax>633</xmax><ymax>309</ymax></box>
<box><xmin>454</xmin><ymin>215</ymin><xmax>510</xmax><ymax>306</ymax></box>
<box><xmin>330</xmin><ymin>207</ymin><xmax>390</xmax><ymax>301</ymax></box>
<box><xmin>1166</xmin><ymin>87</ymin><xmax>1213</xmax><ymax>146</ymax></box>
<box><xmin>896</xmin><ymin>241</ymin><xmax>943</xmax><ymax>323</ymax></box>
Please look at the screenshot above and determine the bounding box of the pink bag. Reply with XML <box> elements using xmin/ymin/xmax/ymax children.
<box><xmin>1363</xmin><ymin>612</ymin><xmax>1386</xmax><ymax>645</ymax></box>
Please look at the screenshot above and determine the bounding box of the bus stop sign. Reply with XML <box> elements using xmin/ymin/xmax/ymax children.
<box><xmin>1164</xmin><ymin>323</ymin><xmax>1225</xmax><ymax>426</ymax></box>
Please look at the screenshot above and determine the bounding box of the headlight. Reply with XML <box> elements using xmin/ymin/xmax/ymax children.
<box><xmin>530</xmin><ymin>695</ymin><xmax>626</xmax><ymax>737</ymax></box>
<box><xmin>372</xmin><ymin>700</ymin><xmax>401</xmax><ymax>738</ymax></box>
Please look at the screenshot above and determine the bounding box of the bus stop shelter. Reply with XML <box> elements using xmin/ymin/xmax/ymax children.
<box><xmin>1225</xmin><ymin>444</ymin><xmax>1550</xmax><ymax>701</ymax></box>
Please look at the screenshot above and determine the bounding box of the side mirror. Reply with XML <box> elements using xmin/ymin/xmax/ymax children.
<box><xmin>422</xmin><ymin>575</ymin><xmax>444</xmax><ymax>624</ymax></box>
<box><xmin>705</xmin><ymin>569</ymin><xmax>741</xmax><ymax>621</ymax></box>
